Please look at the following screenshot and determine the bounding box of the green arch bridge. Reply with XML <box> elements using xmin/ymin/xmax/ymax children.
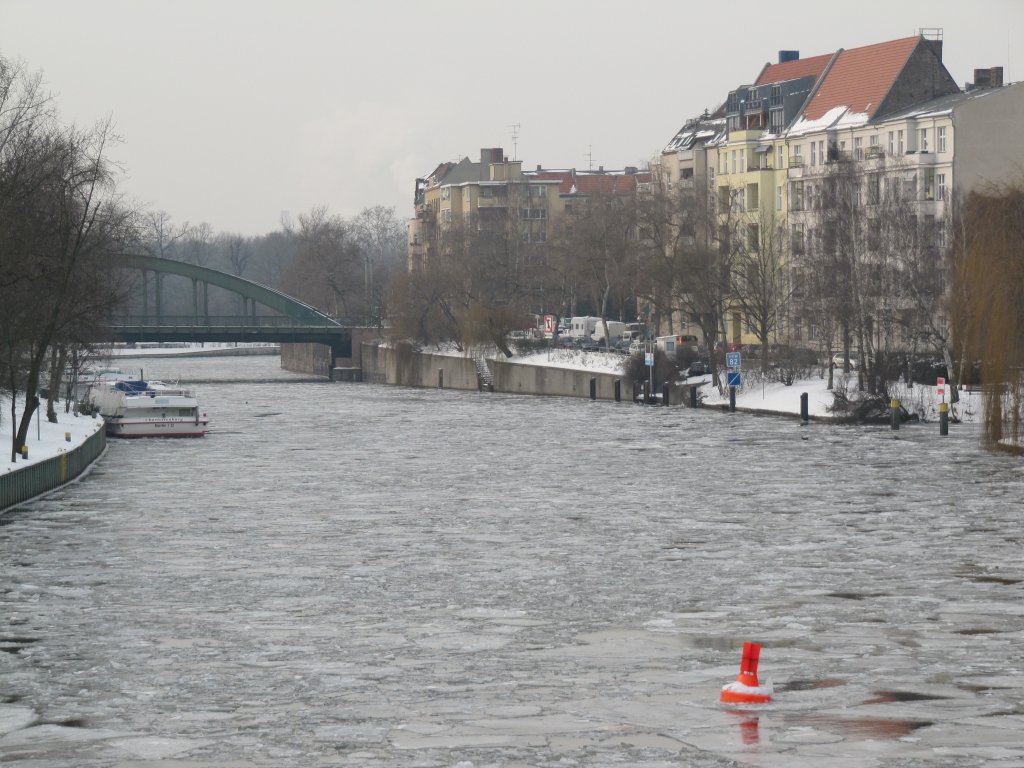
<box><xmin>107</xmin><ymin>254</ymin><xmax>375</xmax><ymax>362</ymax></box>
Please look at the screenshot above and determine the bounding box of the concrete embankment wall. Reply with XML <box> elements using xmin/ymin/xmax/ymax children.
<box><xmin>489</xmin><ymin>358</ymin><xmax>625</xmax><ymax>399</ymax></box>
<box><xmin>358</xmin><ymin>342</ymin><xmax>642</xmax><ymax>401</ymax></box>
<box><xmin>360</xmin><ymin>343</ymin><xmax>481</xmax><ymax>390</ymax></box>
<box><xmin>0</xmin><ymin>428</ymin><xmax>106</xmax><ymax>513</ymax></box>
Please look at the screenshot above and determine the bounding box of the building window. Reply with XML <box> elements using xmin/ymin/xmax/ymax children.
<box><xmin>776</xmin><ymin>185</ymin><xmax>782</xmax><ymax>209</ymax></box>
<box><xmin>936</xmin><ymin>173</ymin><xmax>946</xmax><ymax>201</ymax></box>
<box><xmin>923</xmin><ymin>168</ymin><xmax>936</xmax><ymax>200</ymax></box>
<box><xmin>790</xmin><ymin>180</ymin><xmax>804</xmax><ymax>211</ymax></box>
<box><xmin>441</xmin><ymin>208</ymin><xmax>452</xmax><ymax>224</ymax></box>
<box><xmin>527</xmin><ymin>184</ymin><xmax>547</xmax><ymax>197</ymax></box>
<box><xmin>854</xmin><ymin>137</ymin><xmax>863</xmax><ymax>161</ymax></box>
<box><xmin>441</xmin><ymin>187</ymin><xmax>451</xmax><ymax>200</ymax></box>
<box><xmin>920</xmin><ymin>128</ymin><xmax>929</xmax><ymax>152</ymax></box>
<box><xmin>520</xmin><ymin>208</ymin><xmax>547</xmax><ymax>220</ymax></box>
<box><xmin>819</xmin><ymin>140</ymin><xmax>825</xmax><ymax>164</ymax></box>
<box><xmin>888</xmin><ymin>131</ymin><xmax>894</xmax><ymax>155</ymax></box>
<box><xmin>777</xmin><ymin>145</ymin><xmax>784</xmax><ymax>168</ymax></box>
<box><xmin>898</xmin><ymin>130</ymin><xmax>904</xmax><ymax>154</ymax></box>
<box><xmin>740</xmin><ymin>149</ymin><xmax>746</xmax><ymax>171</ymax></box>
<box><xmin>791</xmin><ymin>223</ymin><xmax>805</xmax><ymax>254</ymax></box>
<box><xmin>870</xmin><ymin>134</ymin><xmax>879</xmax><ymax>147</ymax></box>
<box><xmin>938</xmin><ymin>126</ymin><xmax>947</xmax><ymax>153</ymax></box>
<box><xmin>791</xmin><ymin>144</ymin><xmax>802</xmax><ymax>166</ymax></box>
<box><xmin>810</xmin><ymin>142</ymin><xmax>817</xmax><ymax>166</ymax></box>
<box><xmin>731</xmin><ymin>150</ymin><xmax>736</xmax><ymax>174</ymax></box>
<box><xmin>747</xmin><ymin>223</ymin><xmax>759</xmax><ymax>251</ymax></box>
<box><xmin>746</xmin><ymin>183</ymin><xmax>759</xmax><ymax>211</ymax></box>
<box><xmin>737</xmin><ymin>188</ymin><xmax>746</xmax><ymax>212</ymax></box>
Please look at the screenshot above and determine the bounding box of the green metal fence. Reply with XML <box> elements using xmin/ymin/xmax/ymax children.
<box><xmin>0</xmin><ymin>427</ymin><xmax>106</xmax><ymax>513</ymax></box>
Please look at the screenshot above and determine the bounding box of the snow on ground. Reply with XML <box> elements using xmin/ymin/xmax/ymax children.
<box><xmin>699</xmin><ymin>369</ymin><xmax>983</xmax><ymax>423</ymax></box>
<box><xmin>513</xmin><ymin>348</ymin><xmax>626</xmax><ymax>374</ymax></box>
<box><xmin>1</xmin><ymin>396</ymin><xmax>104</xmax><ymax>474</ymax></box>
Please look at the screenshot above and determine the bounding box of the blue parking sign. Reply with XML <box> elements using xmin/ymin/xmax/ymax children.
<box><xmin>727</xmin><ymin>371</ymin><xmax>741</xmax><ymax>387</ymax></box>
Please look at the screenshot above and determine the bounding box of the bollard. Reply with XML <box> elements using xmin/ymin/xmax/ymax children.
<box><xmin>477</xmin><ymin>373</ymin><xmax>483</xmax><ymax>392</ymax></box>
<box><xmin>689</xmin><ymin>385</ymin><xmax>697</xmax><ymax>409</ymax></box>
<box><xmin>890</xmin><ymin>398</ymin><xmax>900</xmax><ymax>430</ymax></box>
<box><xmin>729</xmin><ymin>386</ymin><xmax>736</xmax><ymax>413</ymax></box>
<box><xmin>65</xmin><ymin>431</ymin><xmax>71</xmax><ymax>443</ymax></box>
<box><xmin>633</xmin><ymin>381</ymin><xmax>640</xmax><ymax>403</ymax></box>
<box><xmin>662</xmin><ymin>382</ymin><xmax>670</xmax><ymax>406</ymax></box>
<box><xmin>614</xmin><ymin>379</ymin><xmax>621</xmax><ymax>402</ymax></box>
<box><xmin>939</xmin><ymin>401</ymin><xmax>949</xmax><ymax>436</ymax></box>
<box><xmin>589</xmin><ymin>377</ymin><xmax>596</xmax><ymax>400</ymax></box>
<box><xmin>438</xmin><ymin>368</ymin><xmax>444</xmax><ymax>389</ymax></box>
<box><xmin>20</xmin><ymin>445</ymin><xmax>28</xmax><ymax>459</ymax></box>
<box><xmin>800</xmin><ymin>392</ymin><xmax>809</xmax><ymax>424</ymax></box>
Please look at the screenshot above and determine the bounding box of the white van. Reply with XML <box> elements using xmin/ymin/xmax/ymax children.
<box><xmin>569</xmin><ymin>316</ymin><xmax>600</xmax><ymax>338</ymax></box>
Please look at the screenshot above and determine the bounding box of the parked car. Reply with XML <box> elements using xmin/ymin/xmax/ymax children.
<box><xmin>832</xmin><ymin>353</ymin><xmax>859</xmax><ymax>369</ymax></box>
<box><xmin>686</xmin><ymin>361</ymin><xmax>708</xmax><ymax>377</ymax></box>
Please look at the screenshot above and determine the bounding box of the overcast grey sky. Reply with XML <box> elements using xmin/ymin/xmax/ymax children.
<box><xmin>2</xmin><ymin>0</ymin><xmax>1021</xmax><ymax>236</ymax></box>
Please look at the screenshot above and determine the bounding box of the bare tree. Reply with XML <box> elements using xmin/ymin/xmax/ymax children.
<box><xmin>280</xmin><ymin>207</ymin><xmax>361</xmax><ymax>318</ymax></box>
<box><xmin>0</xmin><ymin>97</ymin><xmax>135</xmax><ymax>456</ymax></box>
<box><xmin>730</xmin><ymin>207</ymin><xmax>793</xmax><ymax>370</ymax></box>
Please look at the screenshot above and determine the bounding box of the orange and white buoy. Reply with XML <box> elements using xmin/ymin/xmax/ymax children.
<box><xmin>720</xmin><ymin>641</ymin><xmax>773</xmax><ymax>704</ymax></box>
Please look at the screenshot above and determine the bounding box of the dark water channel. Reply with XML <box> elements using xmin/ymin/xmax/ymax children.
<box><xmin>1</xmin><ymin>355</ymin><xmax>1022</xmax><ymax>767</ymax></box>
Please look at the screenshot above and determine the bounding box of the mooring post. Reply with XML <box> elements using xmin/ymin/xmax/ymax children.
<box><xmin>589</xmin><ymin>377</ymin><xmax>596</xmax><ymax>400</ymax></box>
<box><xmin>689</xmin><ymin>385</ymin><xmax>697</xmax><ymax>408</ymax></box>
<box><xmin>662</xmin><ymin>382</ymin><xmax>670</xmax><ymax>406</ymax></box>
<box><xmin>890</xmin><ymin>398</ymin><xmax>900</xmax><ymax>430</ymax></box>
<box><xmin>614</xmin><ymin>379</ymin><xmax>621</xmax><ymax>402</ymax></box>
<box><xmin>800</xmin><ymin>392</ymin><xmax>809</xmax><ymax>424</ymax></box>
<box><xmin>729</xmin><ymin>386</ymin><xmax>736</xmax><ymax>413</ymax></box>
<box><xmin>939</xmin><ymin>401</ymin><xmax>949</xmax><ymax>436</ymax></box>
<box><xmin>438</xmin><ymin>368</ymin><xmax>444</xmax><ymax>389</ymax></box>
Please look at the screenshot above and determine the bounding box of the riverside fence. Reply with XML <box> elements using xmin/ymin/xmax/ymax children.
<box><xmin>0</xmin><ymin>428</ymin><xmax>106</xmax><ymax>513</ymax></box>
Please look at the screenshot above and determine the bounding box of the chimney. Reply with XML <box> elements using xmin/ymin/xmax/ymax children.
<box><xmin>536</xmin><ymin>164</ymin><xmax>542</xmax><ymax>171</ymax></box>
<box><xmin>480</xmin><ymin>148</ymin><xmax>504</xmax><ymax>165</ymax></box>
<box><xmin>972</xmin><ymin>67</ymin><xmax>1004</xmax><ymax>89</ymax></box>
<box><xmin>778</xmin><ymin>50</ymin><xmax>799</xmax><ymax>64</ymax></box>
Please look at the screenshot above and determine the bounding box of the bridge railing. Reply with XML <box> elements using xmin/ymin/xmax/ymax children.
<box><xmin>109</xmin><ymin>315</ymin><xmax>341</xmax><ymax>328</ymax></box>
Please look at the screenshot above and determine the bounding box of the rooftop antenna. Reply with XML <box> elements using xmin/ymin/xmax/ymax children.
<box><xmin>585</xmin><ymin>144</ymin><xmax>594</xmax><ymax>171</ymax></box>
<box><xmin>508</xmin><ymin>123</ymin><xmax>520</xmax><ymax>160</ymax></box>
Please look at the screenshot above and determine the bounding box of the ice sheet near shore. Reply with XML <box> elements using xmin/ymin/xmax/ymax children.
<box><xmin>0</xmin><ymin>346</ymin><xmax>989</xmax><ymax>474</ymax></box>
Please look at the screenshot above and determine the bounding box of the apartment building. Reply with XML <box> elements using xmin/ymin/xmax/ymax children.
<box><xmin>659</xmin><ymin>31</ymin><xmax>1022</xmax><ymax>351</ymax></box>
<box><xmin>408</xmin><ymin>148</ymin><xmax>561</xmax><ymax>272</ymax></box>
<box><xmin>408</xmin><ymin>149</ymin><xmax>649</xmax><ymax>272</ymax></box>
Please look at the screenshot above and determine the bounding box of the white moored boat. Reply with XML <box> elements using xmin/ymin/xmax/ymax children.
<box><xmin>88</xmin><ymin>379</ymin><xmax>209</xmax><ymax>438</ymax></box>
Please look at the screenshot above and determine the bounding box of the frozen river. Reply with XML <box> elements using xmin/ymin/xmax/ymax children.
<box><xmin>2</xmin><ymin>355</ymin><xmax>1023</xmax><ymax>767</ymax></box>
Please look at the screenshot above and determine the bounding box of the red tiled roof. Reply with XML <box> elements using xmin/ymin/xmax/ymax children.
<box><xmin>801</xmin><ymin>37</ymin><xmax>920</xmax><ymax>121</ymax></box>
<box><xmin>754</xmin><ymin>52</ymin><xmax>834</xmax><ymax>86</ymax></box>
<box><xmin>531</xmin><ymin>170</ymin><xmax>574</xmax><ymax>194</ymax></box>
<box><xmin>574</xmin><ymin>174</ymin><xmax>639</xmax><ymax>195</ymax></box>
